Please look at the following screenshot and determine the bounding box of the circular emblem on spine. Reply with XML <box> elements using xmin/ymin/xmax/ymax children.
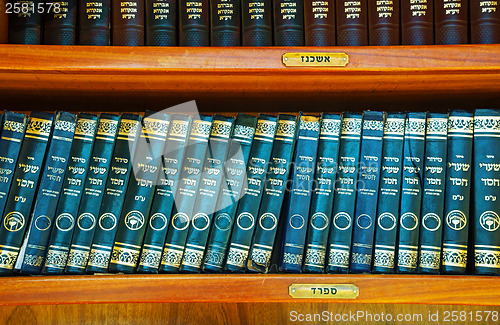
<box><xmin>124</xmin><ymin>210</ymin><xmax>144</xmax><ymax>230</ymax></box>
<box><xmin>311</xmin><ymin>212</ymin><xmax>328</xmax><ymax>231</ymax></box>
<box><xmin>99</xmin><ymin>213</ymin><xmax>117</xmax><ymax>231</ymax></box>
<box><xmin>236</xmin><ymin>212</ymin><xmax>254</xmax><ymax>231</ymax></box>
<box><xmin>192</xmin><ymin>213</ymin><xmax>210</xmax><ymax>231</ymax></box>
<box><xmin>422</xmin><ymin>213</ymin><xmax>441</xmax><ymax>232</ymax></box>
<box><xmin>356</xmin><ymin>214</ymin><xmax>372</xmax><ymax>230</ymax></box>
<box><xmin>333</xmin><ymin>212</ymin><xmax>351</xmax><ymax>231</ymax></box>
<box><xmin>149</xmin><ymin>213</ymin><xmax>168</xmax><ymax>231</ymax></box>
<box><xmin>172</xmin><ymin>213</ymin><xmax>190</xmax><ymax>231</ymax></box>
<box><xmin>77</xmin><ymin>213</ymin><xmax>96</xmax><ymax>231</ymax></box>
<box><xmin>400</xmin><ymin>212</ymin><xmax>418</xmax><ymax>231</ymax></box>
<box><xmin>259</xmin><ymin>213</ymin><xmax>277</xmax><ymax>231</ymax></box>
<box><xmin>446</xmin><ymin>210</ymin><xmax>467</xmax><ymax>231</ymax></box>
<box><xmin>480</xmin><ymin>211</ymin><xmax>500</xmax><ymax>232</ymax></box>
<box><xmin>34</xmin><ymin>215</ymin><xmax>51</xmax><ymax>231</ymax></box>
<box><xmin>215</xmin><ymin>213</ymin><xmax>232</xmax><ymax>231</ymax></box>
<box><xmin>4</xmin><ymin>211</ymin><xmax>25</xmax><ymax>232</ymax></box>
<box><xmin>289</xmin><ymin>214</ymin><xmax>305</xmax><ymax>230</ymax></box>
<box><xmin>378</xmin><ymin>212</ymin><xmax>396</xmax><ymax>231</ymax></box>
<box><xmin>55</xmin><ymin>213</ymin><xmax>74</xmax><ymax>231</ymax></box>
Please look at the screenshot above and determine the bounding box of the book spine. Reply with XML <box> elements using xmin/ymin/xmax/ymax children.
<box><xmin>179</xmin><ymin>0</ymin><xmax>209</xmax><ymax>46</ymax></box>
<box><xmin>273</xmin><ymin>0</ymin><xmax>304</xmax><ymax>46</ymax></box>
<box><xmin>304</xmin><ymin>0</ymin><xmax>335</xmax><ymax>46</ymax></box>
<box><xmin>158</xmin><ymin>116</ymin><xmax>213</xmax><ymax>273</ymax></box>
<box><xmin>372</xmin><ymin>113</ymin><xmax>405</xmax><ymax>273</ymax></box>
<box><xmin>350</xmin><ymin>111</ymin><xmax>385</xmax><ymax>274</ymax></box>
<box><xmin>336</xmin><ymin>0</ymin><xmax>368</xmax><ymax>46</ymax></box>
<box><xmin>435</xmin><ymin>0</ymin><xmax>468</xmax><ymax>45</ymax></box>
<box><xmin>396</xmin><ymin>112</ymin><xmax>426</xmax><ymax>273</ymax></box>
<box><xmin>368</xmin><ymin>0</ymin><xmax>400</xmax><ymax>45</ymax></box>
<box><xmin>279</xmin><ymin>115</ymin><xmax>320</xmax><ymax>273</ymax></box>
<box><xmin>108</xmin><ymin>113</ymin><xmax>170</xmax><ymax>273</ymax></box>
<box><xmin>0</xmin><ymin>112</ymin><xmax>27</xmax><ymax>220</ymax></box>
<box><xmin>302</xmin><ymin>114</ymin><xmax>342</xmax><ymax>273</ymax></box>
<box><xmin>470</xmin><ymin>0</ymin><xmax>500</xmax><ymax>44</ymax></box>
<box><xmin>112</xmin><ymin>0</ymin><xmax>145</xmax><ymax>45</ymax></box>
<box><xmin>15</xmin><ymin>112</ymin><xmax>77</xmax><ymax>275</ymax></box>
<box><xmin>136</xmin><ymin>115</ymin><xmax>191</xmax><ymax>273</ymax></box>
<box><xmin>42</xmin><ymin>114</ymin><xmax>99</xmax><ymax>274</ymax></box>
<box><xmin>247</xmin><ymin>114</ymin><xmax>298</xmax><ymax>273</ymax></box>
<box><xmin>86</xmin><ymin>115</ymin><xmax>142</xmax><ymax>273</ymax></box>
<box><xmin>65</xmin><ymin>115</ymin><xmax>120</xmax><ymax>274</ymax></box>
<box><xmin>0</xmin><ymin>113</ymin><xmax>4</xmax><ymax>136</ymax></box>
<box><xmin>473</xmin><ymin>109</ymin><xmax>500</xmax><ymax>275</ymax></box>
<box><xmin>146</xmin><ymin>0</ymin><xmax>177</xmax><ymax>46</ymax></box>
<box><xmin>0</xmin><ymin>112</ymin><xmax>54</xmax><ymax>274</ymax></box>
<box><xmin>180</xmin><ymin>116</ymin><xmax>235</xmax><ymax>273</ymax></box>
<box><xmin>79</xmin><ymin>0</ymin><xmax>111</xmax><ymax>45</ymax></box>
<box><xmin>202</xmin><ymin>114</ymin><xmax>257</xmax><ymax>273</ymax></box>
<box><xmin>44</xmin><ymin>0</ymin><xmax>76</xmax><ymax>44</ymax></box>
<box><xmin>441</xmin><ymin>111</ymin><xmax>473</xmax><ymax>274</ymax></box>
<box><xmin>401</xmin><ymin>0</ymin><xmax>434</xmax><ymax>45</ymax></box>
<box><xmin>241</xmin><ymin>0</ymin><xmax>272</xmax><ymax>46</ymax></box>
<box><xmin>418</xmin><ymin>113</ymin><xmax>448</xmax><ymax>274</ymax></box>
<box><xmin>8</xmin><ymin>0</ymin><xmax>43</xmax><ymax>44</ymax></box>
<box><xmin>224</xmin><ymin>115</ymin><xmax>277</xmax><ymax>272</ymax></box>
<box><xmin>326</xmin><ymin>112</ymin><xmax>362</xmax><ymax>273</ymax></box>
<box><xmin>211</xmin><ymin>0</ymin><xmax>241</xmax><ymax>46</ymax></box>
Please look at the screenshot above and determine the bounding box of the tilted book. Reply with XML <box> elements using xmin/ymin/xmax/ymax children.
<box><xmin>86</xmin><ymin>114</ymin><xmax>143</xmax><ymax>273</ymax></box>
<box><xmin>224</xmin><ymin>114</ymin><xmax>277</xmax><ymax>272</ymax></box>
<box><xmin>79</xmin><ymin>0</ymin><xmax>111</xmax><ymax>45</ymax></box>
<box><xmin>336</xmin><ymin>0</ymin><xmax>368</xmax><ymax>45</ymax></box>
<box><xmin>44</xmin><ymin>0</ymin><xmax>77</xmax><ymax>44</ymax></box>
<box><xmin>279</xmin><ymin>114</ymin><xmax>320</xmax><ymax>273</ymax></box>
<box><xmin>401</xmin><ymin>0</ymin><xmax>434</xmax><ymax>45</ymax></box>
<box><xmin>418</xmin><ymin>113</ymin><xmax>448</xmax><ymax>274</ymax></box>
<box><xmin>435</xmin><ymin>0</ymin><xmax>468</xmax><ymax>44</ymax></box>
<box><xmin>8</xmin><ymin>1</ymin><xmax>42</xmax><ymax>44</ymax></box>
<box><xmin>146</xmin><ymin>0</ymin><xmax>177</xmax><ymax>46</ymax></box>
<box><xmin>203</xmin><ymin>114</ymin><xmax>257</xmax><ymax>273</ymax></box>
<box><xmin>441</xmin><ymin>111</ymin><xmax>473</xmax><ymax>274</ymax></box>
<box><xmin>372</xmin><ymin>113</ymin><xmax>405</xmax><ymax>273</ymax></box>
<box><xmin>0</xmin><ymin>112</ymin><xmax>54</xmax><ymax>274</ymax></box>
<box><xmin>326</xmin><ymin>112</ymin><xmax>362</xmax><ymax>273</ymax></box>
<box><xmin>247</xmin><ymin>114</ymin><xmax>298</xmax><ymax>273</ymax></box>
<box><xmin>16</xmin><ymin>112</ymin><xmax>77</xmax><ymax>275</ymax></box>
<box><xmin>241</xmin><ymin>0</ymin><xmax>273</xmax><ymax>46</ymax></box>
<box><xmin>470</xmin><ymin>0</ymin><xmax>500</xmax><ymax>44</ymax></box>
<box><xmin>304</xmin><ymin>0</ymin><xmax>335</xmax><ymax>46</ymax></box>
<box><xmin>368</xmin><ymin>0</ymin><xmax>400</xmax><ymax>45</ymax></box>
<box><xmin>179</xmin><ymin>0</ymin><xmax>210</xmax><ymax>46</ymax></box>
<box><xmin>274</xmin><ymin>0</ymin><xmax>304</xmax><ymax>46</ymax></box>
<box><xmin>211</xmin><ymin>0</ymin><xmax>241</xmax><ymax>46</ymax></box>
<box><xmin>303</xmin><ymin>113</ymin><xmax>342</xmax><ymax>273</ymax></box>
<box><xmin>350</xmin><ymin>111</ymin><xmax>385</xmax><ymax>274</ymax></box>
<box><xmin>112</xmin><ymin>0</ymin><xmax>145</xmax><ymax>45</ymax></box>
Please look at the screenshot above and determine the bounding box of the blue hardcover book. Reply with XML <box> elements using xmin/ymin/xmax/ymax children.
<box><xmin>0</xmin><ymin>112</ymin><xmax>27</xmax><ymax>219</ymax></box>
<box><xmin>65</xmin><ymin>114</ymin><xmax>120</xmax><ymax>274</ymax></box>
<box><xmin>202</xmin><ymin>114</ymin><xmax>257</xmax><ymax>273</ymax></box>
<box><xmin>0</xmin><ymin>112</ymin><xmax>54</xmax><ymax>274</ymax></box>
<box><xmin>302</xmin><ymin>113</ymin><xmax>342</xmax><ymax>273</ymax></box>
<box><xmin>418</xmin><ymin>113</ymin><xmax>448</xmax><ymax>274</ymax></box>
<box><xmin>279</xmin><ymin>114</ymin><xmax>320</xmax><ymax>273</ymax></box>
<box><xmin>350</xmin><ymin>111</ymin><xmax>385</xmax><ymax>274</ymax></box>
<box><xmin>247</xmin><ymin>114</ymin><xmax>298</xmax><ymax>273</ymax></box>
<box><xmin>473</xmin><ymin>109</ymin><xmax>500</xmax><ymax>275</ymax></box>
<box><xmin>158</xmin><ymin>115</ymin><xmax>213</xmax><ymax>273</ymax></box>
<box><xmin>136</xmin><ymin>115</ymin><xmax>192</xmax><ymax>273</ymax></box>
<box><xmin>15</xmin><ymin>112</ymin><xmax>77</xmax><ymax>274</ymax></box>
<box><xmin>180</xmin><ymin>115</ymin><xmax>235</xmax><ymax>273</ymax></box>
<box><xmin>326</xmin><ymin>112</ymin><xmax>363</xmax><ymax>274</ymax></box>
<box><xmin>441</xmin><ymin>110</ymin><xmax>473</xmax><ymax>274</ymax></box>
<box><xmin>224</xmin><ymin>115</ymin><xmax>277</xmax><ymax>272</ymax></box>
<box><xmin>396</xmin><ymin>112</ymin><xmax>426</xmax><ymax>273</ymax></box>
<box><xmin>108</xmin><ymin>112</ymin><xmax>170</xmax><ymax>273</ymax></box>
<box><xmin>86</xmin><ymin>114</ymin><xmax>143</xmax><ymax>273</ymax></box>
<box><xmin>42</xmin><ymin>114</ymin><xmax>99</xmax><ymax>274</ymax></box>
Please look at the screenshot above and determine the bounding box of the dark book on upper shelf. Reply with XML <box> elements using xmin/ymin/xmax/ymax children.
<box><xmin>146</xmin><ymin>0</ymin><xmax>177</xmax><ymax>46</ymax></box>
<box><xmin>304</xmin><ymin>0</ymin><xmax>335</xmax><ymax>46</ymax></box>
<box><xmin>273</xmin><ymin>0</ymin><xmax>304</xmax><ymax>46</ymax></box>
<box><xmin>45</xmin><ymin>0</ymin><xmax>77</xmax><ymax>45</ymax></box>
<box><xmin>211</xmin><ymin>0</ymin><xmax>241</xmax><ymax>46</ymax></box>
<box><xmin>8</xmin><ymin>0</ymin><xmax>43</xmax><ymax>44</ymax></box>
<box><xmin>368</xmin><ymin>0</ymin><xmax>400</xmax><ymax>45</ymax></box>
<box><xmin>179</xmin><ymin>0</ymin><xmax>210</xmax><ymax>46</ymax></box>
<box><xmin>79</xmin><ymin>0</ymin><xmax>111</xmax><ymax>45</ymax></box>
<box><xmin>470</xmin><ymin>0</ymin><xmax>500</xmax><ymax>44</ymax></box>
<box><xmin>112</xmin><ymin>0</ymin><xmax>145</xmax><ymax>46</ymax></box>
<box><xmin>435</xmin><ymin>0</ymin><xmax>468</xmax><ymax>45</ymax></box>
<box><xmin>336</xmin><ymin>0</ymin><xmax>368</xmax><ymax>46</ymax></box>
<box><xmin>241</xmin><ymin>0</ymin><xmax>272</xmax><ymax>46</ymax></box>
<box><xmin>401</xmin><ymin>0</ymin><xmax>434</xmax><ymax>45</ymax></box>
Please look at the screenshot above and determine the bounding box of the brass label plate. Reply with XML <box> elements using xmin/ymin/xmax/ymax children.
<box><xmin>282</xmin><ymin>53</ymin><xmax>349</xmax><ymax>67</ymax></box>
<box><xmin>289</xmin><ymin>284</ymin><xmax>359</xmax><ymax>299</ymax></box>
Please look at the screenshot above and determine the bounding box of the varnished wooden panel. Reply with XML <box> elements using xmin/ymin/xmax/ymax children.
<box><xmin>0</xmin><ymin>274</ymin><xmax>499</xmax><ymax>306</ymax></box>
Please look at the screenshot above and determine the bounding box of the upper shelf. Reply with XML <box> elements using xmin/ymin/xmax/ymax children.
<box><xmin>1</xmin><ymin>44</ymin><xmax>500</xmax><ymax>111</ymax></box>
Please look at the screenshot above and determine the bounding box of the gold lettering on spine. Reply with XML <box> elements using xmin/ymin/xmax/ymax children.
<box><xmin>87</xmin><ymin>1</ymin><xmax>104</xmax><ymax>20</ymax></box>
<box><xmin>153</xmin><ymin>0</ymin><xmax>170</xmax><ymax>20</ymax></box>
<box><xmin>121</xmin><ymin>1</ymin><xmax>138</xmax><ymax>19</ymax></box>
<box><xmin>344</xmin><ymin>1</ymin><xmax>362</xmax><ymax>19</ymax></box>
<box><xmin>376</xmin><ymin>0</ymin><xmax>393</xmax><ymax>18</ymax></box>
<box><xmin>186</xmin><ymin>1</ymin><xmax>203</xmax><ymax>20</ymax></box>
<box><xmin>248</xmin><ymin>1</ymin><xmax>265</xmax><ymax>20</ymax></box>
<box><xmin>217</xmin><ymin>0</ymin><xmax>234</xmax><ymax>21</ymax></box>
<box><xmin>409</xmin><ymin>0</ymin><xmax>429</xmax><ymax>17</ymax></box>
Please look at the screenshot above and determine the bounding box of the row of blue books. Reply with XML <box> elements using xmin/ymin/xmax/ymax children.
<box><xmin>0</xmin><ymin>109</ymin><xmax>498</xmax><ymax>276</ymax></box>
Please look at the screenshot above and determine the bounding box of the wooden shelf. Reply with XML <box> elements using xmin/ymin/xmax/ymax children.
<box><xmin>1</xmin><ymin>44</ymin><xmax>500</xmax><ymax>111</ymax></box>
<box><xmin>0</xmin><ymin>274</ymin><xmax>499</xmax><ymax>306</ymax></box>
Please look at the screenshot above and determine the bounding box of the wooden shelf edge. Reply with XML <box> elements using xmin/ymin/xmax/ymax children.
<box><xmin>0</xmin><ymin>274</ymin><xmax>498</xmax><ymax>306</ymax></box>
